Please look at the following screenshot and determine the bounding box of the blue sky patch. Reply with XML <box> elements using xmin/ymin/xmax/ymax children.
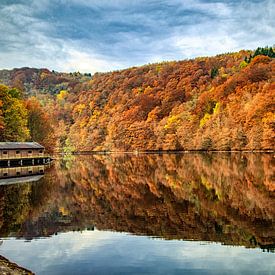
<box><xmin>0</xmin><ymin>0</ymin><xmax>274</xmax><ymax>73</ymax></box>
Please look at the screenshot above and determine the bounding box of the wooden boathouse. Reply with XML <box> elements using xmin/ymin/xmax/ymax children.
<box><xmin>0</xmin><ymin>142</ymin><xmax>51</xmax><ymax>167</ymax></box>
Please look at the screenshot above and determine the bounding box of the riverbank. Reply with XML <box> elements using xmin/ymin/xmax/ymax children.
<box><xmin>55</xmin><ymin>149</ymin><xmax>275</xmax><ymax>155</ymax></box>
<box><xmin>0</xmin><ymin>255</ymin><xmax>34</xmax><ymax>275</ymax></box>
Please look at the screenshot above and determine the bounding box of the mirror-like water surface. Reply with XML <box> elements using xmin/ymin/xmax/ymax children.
<box><xmin>0</xmin><ymin>153</ymin><xmax>274</xmax><ymax>274</ymax></box>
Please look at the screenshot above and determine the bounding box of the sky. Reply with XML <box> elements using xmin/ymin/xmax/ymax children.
<box><xmin>0</xmin><ymin>0</ymin><xmax>274</xmax><ymax>73</ymax></box>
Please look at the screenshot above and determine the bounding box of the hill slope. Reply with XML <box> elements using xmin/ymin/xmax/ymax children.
<box><xmin>0</xmin><ymin>49</ymin><xmax>274</xmax><ymax>151</ymax></box>
<box><xmin>65</xmin><ymin>51</ymin><xmax>274</xmax><ymax>151</ymax></box>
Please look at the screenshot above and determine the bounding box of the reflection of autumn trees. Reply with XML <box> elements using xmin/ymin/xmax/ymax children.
<box><xmin>0</xmin><ymin>154</ymin><xmax>273</xmax><ymax>250</ymax></box>
<box><xmin>0</xmin><ymin>169</ymin><xmax>57</xmax><ymax>237</ymax></box>
<box><xmin>71</xmin><ymin>153</ymin><xmax>275</xmax><ymax>248</ymax></box>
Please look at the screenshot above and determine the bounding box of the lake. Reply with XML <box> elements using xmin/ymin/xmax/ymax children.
<box><xmin>0</xmin><ymin>153</ymin><xmax>274</xmax><ymax>274</ymax></box>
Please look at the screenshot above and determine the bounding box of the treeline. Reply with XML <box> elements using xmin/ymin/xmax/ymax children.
<box><xmin>245</xmin><ymin>46</ymin><xmax>275</xmax><ymax>63</ymax></box>
<box><xmin>0</xmin><ymin>84</ymin><xmax>55</xmax><ymax>150</ymax></box>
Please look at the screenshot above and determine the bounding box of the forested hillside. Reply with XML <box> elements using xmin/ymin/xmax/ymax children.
<box><xmin>63</xmin><ymin>48</ymin><xmax>275</xmax><ymax>151</ymax></box>
<box><xmin>0</xmin><ymin>47</ymin><xmax>274</xmax><ymax>151</ymax></box>
<box><xmin>0</xmin><ymin>68</ymin><xmax>91</xmax><ymax>150</ymax></box>
<box><xmin>0</xmin><ymin>67</ymin><xmax>91</xmax><ymax>98</ymax></box>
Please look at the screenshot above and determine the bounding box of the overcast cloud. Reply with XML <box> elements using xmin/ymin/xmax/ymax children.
<box><xmin>0</xmin><ymin>0</ymin><xmax>274</xmax><ymax>73</ymax></box>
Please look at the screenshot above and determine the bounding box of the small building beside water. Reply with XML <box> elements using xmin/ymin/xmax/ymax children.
<box><xmin>0</xmin><ymin>142</ymin><xmax>45</xmax><ymax>159</ymax></box>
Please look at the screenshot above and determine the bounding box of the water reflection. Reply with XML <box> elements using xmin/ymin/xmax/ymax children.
<box><xmin>0</xmin><ymin>153</ymin><xmax>274</xmax><ymax>251</ymax></box>
<box><xmin>0</xmin><ymin>165</ymin><xmax>45</xmax><ymax>186</ymax></box>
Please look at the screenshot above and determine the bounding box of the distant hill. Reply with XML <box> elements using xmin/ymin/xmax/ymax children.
<box><xmin>0</xmin><ymin>48</ymin><xmax>274</xmax><ymax>151</ymax></box>
<box><xmin>0</xmin><ymin>67</ymin><xmax>91</xmax><ymax>98</ymax></box>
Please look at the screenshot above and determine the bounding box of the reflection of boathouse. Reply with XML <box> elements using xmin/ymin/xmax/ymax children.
<box><xmin>0</xmin><ymin>142</ymin><xmax>51</xmax><ymax>167</ymax></box>
<box><xmin>0</xmin><ymin>166</ymin><xmax>45</xmax><ymax>185</ymax></box>
<box><xmin>0</xmin><ymin>165</ymin><xmax>45</xmax><ymax>178</ymax></box>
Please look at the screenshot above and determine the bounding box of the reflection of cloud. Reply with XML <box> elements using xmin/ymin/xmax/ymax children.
<box><xmin>0</xmin><ymin>230</ymin><xmax>118</xmax><ymax>272</ymax></box>
<box><xmin>1</xmin><ymin>230</ymin><xmax>275</xmax><ymax>274</ymax></box>
<box><xmin>0</xmin><ymin>0</ymin><xmax>274</xmax><ymax>73</ymax></box>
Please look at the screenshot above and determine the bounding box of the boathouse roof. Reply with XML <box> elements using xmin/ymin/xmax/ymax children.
<box><xmin>0</xmin><ymin>142</ymin><xmax>44</xmax><ymax>150</ymax></box>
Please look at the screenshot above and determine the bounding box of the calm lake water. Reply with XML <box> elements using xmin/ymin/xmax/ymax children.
<box><xmin>0</xmin><ymin>153</ymin><xmax>274</xmax><ymax>274</ymax></box>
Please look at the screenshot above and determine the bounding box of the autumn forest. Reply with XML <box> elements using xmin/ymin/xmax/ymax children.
<box><xmin>0</xmin><ymin>47</ymin><xmax>274</xmax><ymax>152</ymax></box>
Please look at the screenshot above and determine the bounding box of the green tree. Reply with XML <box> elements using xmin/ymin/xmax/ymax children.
<box><xmin>252</xmin><ymin>46</ymin><xmax>275</xmax><ymax>59</ymax></box>
<box><xmin>0</xmin><ymin>84</ymin><xmax>29</xmax><ymax>141</ymax></box>
<box><xmin>210</xmin><ymin>67</ymin><xmax>219</xmax><ymax>78</ymax></box>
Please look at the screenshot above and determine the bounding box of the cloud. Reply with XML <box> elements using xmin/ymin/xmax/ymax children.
<box><xmin>57</xmin><ymin>45</ymin><xmax>126</xmax><ymax>73</ymax></box>
<box><xmin>1</xmin><ymin>230</ymin><xmax>275</xmax><ymax>274</ymax></box>
<box><xmin>0</xmin><ymin>0</ymin><xmax>274</xmax><ymax>73</ymax></box>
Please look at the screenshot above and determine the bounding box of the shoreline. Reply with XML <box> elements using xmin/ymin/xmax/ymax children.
<box><xmin>54</xmin><ymin>149</ymin><xmax>274</xmax><ymax>156</ymax></box>
<box><xmin>0</xmin><ymin>255</ymin><xmax>34</xmax><ymax>275</ymax></box>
